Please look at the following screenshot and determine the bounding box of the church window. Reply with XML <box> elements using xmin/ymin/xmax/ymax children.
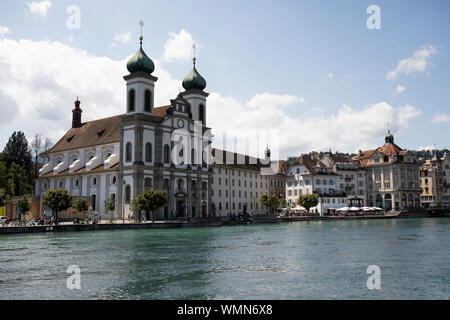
<box><xmin>144</xmin><ymin>90</ymin><xmax>151</xmax><ymax>112</ymax></box>
<box><xmin>125</xmin><ymin>185</ymin><xmax>131</xmax><ymax>203</ymax></box>
<box><xmin>145</xmin><ymin>143</ymin><xmax>152</xmax><ymax>162</ymax></box>
<box><xmin>128</xmin><ymin>89</ymin><xmax>135</xmax><ymax>112</ymax></box>
<box><xmin>199</xmin><ymin>104</ymin><xmax>205</xmax><ymax>125</ymax></box>
<box><xmin>164</xmin><ymin>145</ymin><xmax>170</xmax><ymax>164</ymax></box>
<box><xmin>126</xmin><ymin>142</ymin><xmax>132</xmax><ymax>162</ymax></box>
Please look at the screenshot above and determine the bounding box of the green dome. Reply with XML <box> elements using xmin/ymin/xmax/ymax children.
<box><xmin>127</xmin><ymin>40</ymin><xmax>155</xmax><ymax>74</ymax></box>
<box><xmin>182</xmin><ymin>60</ymin><xmax>207</xmax><ymax>91</ymax></box>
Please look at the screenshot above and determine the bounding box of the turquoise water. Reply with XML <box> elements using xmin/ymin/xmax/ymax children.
<box><xmin>0</xmin><ymin>218</ymin><xmax>449</xmax><ymax>300</ymax></box>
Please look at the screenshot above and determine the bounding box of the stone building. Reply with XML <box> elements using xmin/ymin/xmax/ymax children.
<box><xmin>210</xmin><ymin>148</ymin><xmax>285</xmax><ymax>216</ymax></box>
<box><xmin>34</xmin><ymin>37</ymin><xmax>286</xmax><ymax>220</ymax></box>
<box><xmin>36</xmin><ymin>37</ymin><xmax>213</xmax><ymax>220</ymax></box>
<box><xmin>353</xmin><ymin>131</ymin><xmax>421</xmax><ymax>211</ymax></box>
<box><xmin>420</xmin><ymin>151</ymin><xmax>449</xmax><ymax>207</ymax></box>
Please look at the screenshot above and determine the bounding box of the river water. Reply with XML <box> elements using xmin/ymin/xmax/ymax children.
<box><xmin>1</xmin><ymin>218</ymin><xmax>449</xmax><ymax>300</ymax></box>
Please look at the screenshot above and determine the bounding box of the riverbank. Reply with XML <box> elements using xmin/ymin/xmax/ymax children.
<box><xmin>1</xmin><ymin>209</ymin><xmax>449</xmax><ymax>235</ymax></box>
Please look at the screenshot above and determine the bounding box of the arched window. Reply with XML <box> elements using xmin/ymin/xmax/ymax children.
<box><xmin>145</xmin><ymin>142</ymin><xmax>152</xmax><ymax>162</ymax></box>
<box><xmin>126</xmin><ymin>142</ymin><xmax>132</xmax><ymax>162</ymax></box>
<box><xmin>144</xmin><ymin>90</ymin><xmax>151</xmax><ymax>112</ymax></box>
<box><xmin>199</xmin><ymin>104</ymin><xmax>205</xmax><ymax>125</ymax></box>
<box><xmin>91</xmin><ymin>194</ymin><xmax>96</xmax><ymax>211</ymax></box>
<box><xmin>125</xmin><ymin>185</ymin><xmax>131</xmax><ymax>203</ymax></box>
<box><xmin>164</xmin><ymin>144</ymin><xmax>170</xmax><ymax>164</ymax></box>
<box><xmin>128</xmin><ymin>89</ymin><xmax>135</xmax><ymax>112</ymax></box>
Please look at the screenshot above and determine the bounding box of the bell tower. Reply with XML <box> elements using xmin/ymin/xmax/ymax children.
<box><xmin>180</xmin><ymin>45</ymin><xmax>208</xmax><ymax>126</ymax></box>
<box><xmin>123</xmin><ymin>34</ymin><xmax>157</xmax><ymax>114</ymax></box>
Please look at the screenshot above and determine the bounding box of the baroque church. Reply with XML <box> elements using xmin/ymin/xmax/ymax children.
<box><xmin>35</xmin><ymin>36</ymin><xmax>284</xmax><ymax>220</ymax></box>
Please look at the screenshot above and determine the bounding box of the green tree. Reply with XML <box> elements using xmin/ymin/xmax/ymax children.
<box><xmin>260</xmin><ymin>194</ymin><xmax>280</xmax><ymax>215</ymax></box>
<box><xmin>6</xmin><ymin>162</ymin><xmax>32</xmax><ymax>196</ymax></box>
<box><xmin>0</xmin><ymin>192</ymin><xmax>7</xmax><ymax>207</ymax></box>
<box><xmin>72</xmin><ymin>198</ymin><xmax>89</xmax><ymax>221</ymax></box>
<box><xmin>0</xmin><ymin>131</ymin><xmax>33</xmax><ymax>173</ymax></box>
<box><xmin>104</xmin><ymin>194</ymin><xmax>116</xmax><ymax>220</ymax></box>
<box><xmin>135</xmin><ymin>190</ymin><xmax>168</xmax><ymax>221</ymax></box>
<box><xmin>17</xmin><ymin>197</ymin><xmax>31</xmax><ymax>221</ymax></box>
<box><xmin>0</xmin><ymin>161</ymin><xmax>7</xmax><ymax>192</ymax></box>
<box><xmin>43</xmin><ymin>190</ymin><xmax>73</xmax><ymax>224</ymax></box>
<box><xmin>297</xmin><ymin>194</ymin><xmax>319</xmax><ymax>213</ymax></box>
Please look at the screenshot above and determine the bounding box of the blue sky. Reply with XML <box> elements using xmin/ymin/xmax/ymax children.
<box><xmin>0</xmin><ymin>0</ymin><xmax>449</xmax><ymax>158</ymax></box>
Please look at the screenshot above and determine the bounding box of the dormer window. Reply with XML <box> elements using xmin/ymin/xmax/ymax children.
<box><xmin>66</xmin><ymin>135</ymin><xmax>74</xmax><ymax>143</ymax></box>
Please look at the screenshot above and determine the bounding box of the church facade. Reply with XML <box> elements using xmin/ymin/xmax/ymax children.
<box><xmin>35</xmin><ymin>37</ymin><xmax>284</xmax><ymax>220</ymax></box>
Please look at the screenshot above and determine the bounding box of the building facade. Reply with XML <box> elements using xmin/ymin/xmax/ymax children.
<box><xmin>420</xmin><ymin>151</ymin><xmax>450</xmax><ymax>207</ymax></box>
<box><xmin>353</xmin><ymin>131</ymin><xmax>421</xmax><ymax>211</ymax></box>
<box><xmin>35</xmin><ymin>37</ymin><xmax>285</xmax><ymax>220</ymax></box>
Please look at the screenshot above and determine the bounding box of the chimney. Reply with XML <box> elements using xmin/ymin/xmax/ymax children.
<box><xmin>72</xmin><ymin>98</ymin><xmax>82</xmax><ymax>128</ymax></box>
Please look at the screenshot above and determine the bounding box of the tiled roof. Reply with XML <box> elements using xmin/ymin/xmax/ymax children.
<box><xmin>294</xmin><ymin>155</ymin><xmax>336</xmax><ymax>175</ymax></box>
<box><xmin>44</xmin><ymin>106</ymin><xmax>170</xmax><ymax>154</ymax></box>
<box><xmin>211</xmin><ymin>148</ymin><xmax>271</xmax><ymax>172</ymax></box>
<box><xmin>353</xmin><ymin>142</ymin><xmax>412</xmax><ymax>167</ymax></box>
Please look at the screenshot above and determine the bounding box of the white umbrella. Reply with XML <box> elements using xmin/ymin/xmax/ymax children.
<box><xmin>373</xmin><ymin>207</ymin><xmax>384</xmax><ymax>211</ymax></box>
<box><xmin>361</xmin><ymin>207</ymin><xmax>372</xmax><ymax>211</ymax></box>
<box><xmin>349</xmin><ymin>207</ymin><xmax>360</xmax><ymax>211</ymax></box>
<box><xmin>336</xmin><ymin>207</ymin><xmax>350</xmax><ymax>212</ymax></box>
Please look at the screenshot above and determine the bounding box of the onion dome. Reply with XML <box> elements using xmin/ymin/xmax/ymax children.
<box><xmin>126</xmin><ymin>36</ymin><xmax>155</xmax><ymax>74</ymax></box>
<box><xmin>385</xmin><ymin>130</ymin><xmax>394</xmax><ymax>144</ymax></box>
<box><xmin>182</xmin><ymin>58</ymin><xmax>207</xmax><ymax>91</ymax></box>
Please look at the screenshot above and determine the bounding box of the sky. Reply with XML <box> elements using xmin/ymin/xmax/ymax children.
<box><xmin>0</xmin><ymin>0</ymin><xmax>449</xmax><ymax>160</ymax></box>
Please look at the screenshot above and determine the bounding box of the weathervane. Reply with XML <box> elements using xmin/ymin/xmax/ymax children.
<box><xmin>139</xmin><ymin>21</ymin><xmax>144</xmax><ymax>45</ymax></box>
<box><xmin>192</xmin><ymin>43</ymin><xmax>197</xmax><ymax>65</ymax></box>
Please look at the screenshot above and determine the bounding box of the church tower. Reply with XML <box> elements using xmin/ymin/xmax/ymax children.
<box><xmin>124</xmin><ymin>36</ymin><xmax>157</xmax><ymax>114</ymax></box>
<box><xmin>180</xmin><ymin>53</ymin><xmax>208</xmax><ymax>126</ymax></box>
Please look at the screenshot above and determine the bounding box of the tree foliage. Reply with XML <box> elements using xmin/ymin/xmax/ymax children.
<box><xmin>297</xmin><ymin>194</ymin><xmax>319</xmax><ymax>213</ymax></box>
<box><xmin>0</xmin><ymin>131</ymin><xmax>33</xmax><ymax>172</ymax></box>
<box><xmin>0</xmin><ymin>192</ymin><xmax>7</xmax><ymax>207</ymax></box>
<box><xmin>43</xmin><ymin>190</ymin><xmax>73</xmax><ymax>221</ymax></box>
<box><xmin>17</xmin><ymin>197</ymin><xmax>31</xmax><ymax>219</ymax></box>
<box><xmin>135</xmin><ymin>190</ymin><xmax>168</xmax><ymax>221</ymax></box>
<box><xmin>104</xmin><ymin>194</ymin><xmax>116</xmax><ymax>211</ymax></box>
<box><xmin>260</xmin><ymin>194</ymin><xmax>280</xmax><ymax>214</ymax></box>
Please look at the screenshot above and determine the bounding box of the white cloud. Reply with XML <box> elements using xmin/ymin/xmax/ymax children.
<box><xmin>209</xmin><ymin>94</ymin><xmax>421</xmax><ymax>157</ymax></box>
<box><xmin>0</xmin><ymin>37</ymin><xmax>422</xmax><ymax>158</ymax></box>
<box><xmin>327</xmin><ymin>73</ymin><xmax>333</xmax><ymax>79</ymax></box>
<box><xmin>0</xmin><ymin>26</ymin><xmax>11</xmax><ymax>38</ymax></box>
<box><xmin>395</xmin><ymin>85</ymin><xmax>406</xmax><ymax>95</ymax></box>
<box><xmin>113</xmin><ymin>32</ymin><xmax>131</xmax><ymax>45</ymax></box>
<box><xmin>64</xmin><ymin>35</ymin><xmax>75</xmax><ymax>43</ymax></box>
<box><xmin>431</xmin><ymin>114</ymin><xmax>450</xmax><ymax>123</ymax></box>
<box><xmin>417</xmin><ymin>146</ymin><xmax>435</xmax><ymax>152</ymax></box>
<box><xmin>163</xmin><ymin>29</ymin><xmax>195</xmax><ymax>63</ymax></box>
<box><xmin>27</xmin><ymin>1</ymin><xmax>52</xmax><ymax>18</ymax></box>
<box><xmin>0</xmin><ymin>38</ymin><xmax>180</xmax><ymax>148</ymax></box>
<box><xmin>387</xmin><ymin>45</ymin><xmax>436</xmax><ymax>80</ymax></box>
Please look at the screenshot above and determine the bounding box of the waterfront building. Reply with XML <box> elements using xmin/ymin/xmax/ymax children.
<box><xmin>211</xmin><ymin>148</ymin><xmax>285</xmax><ymax>216</ymax></box>
<box><xmin>420</xmin><ymin>151</ymin><xmax>449</xmax><ymax>207</ymax></box>
<box><xmin>34</xmin><ymin>37</ymin><xmax>285</xmax><ymax>220</ymax></box>
<box><xmin>285</xmin><ymin>155</ymin><xmax>345</xmax><ymax>215</ymax></box>
<box><xmin>442</xmin><ymin>153</ymin><xmax>450</xmax><ymax>205</ymax></box>
<box><xmin>36</xmin><ymin>37</ymin><xmax>213</xmax><ymax>220</ymax></box>
<box><xmin>321</xmin><ymin>152</ymin><xmax>366</xmax><ymax>207</ymax></box>
<box><xmin>353</xmin><ymin>131</ymin><xmax>421</xmax><ymax>211</ymax></box>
